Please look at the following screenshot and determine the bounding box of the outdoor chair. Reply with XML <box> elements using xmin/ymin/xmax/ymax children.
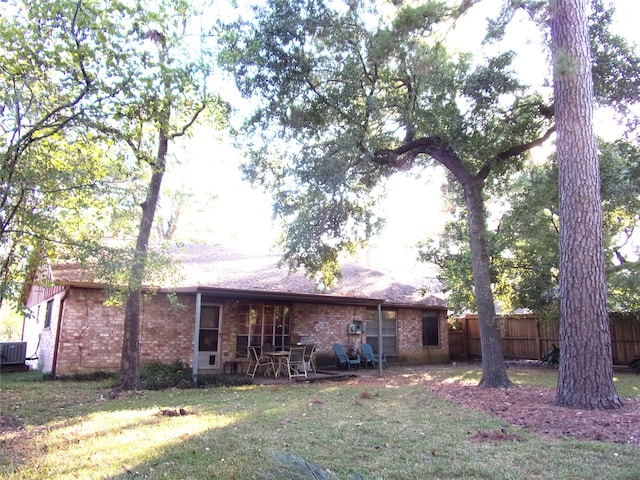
<box><xmin>246</xmin><ymin>346</ymin><xmax>275</xmax><ymax>379</ymax></box>
<box><xmin>303</xmin><ymin>345</ymin><xmax>317</xmax><ymax>374</ymax></box>
<box><xmin>360</xmin><ymin>343</ymin><xmax>387</xmax><ymax>369</ymax></box>
<box><xmin>359</xmin><ymin>343</ymin><xmax>375</xmax><ymax>369</ymax></box>
<box><xmin>287</xmin><ymin>346</ymin><xmax>308</xmax><ymax>379</ymax></box>
<box><xmin>332</xmin><ymin>343</ymin><xmax>360</xmax><ymax>370</ymax></box>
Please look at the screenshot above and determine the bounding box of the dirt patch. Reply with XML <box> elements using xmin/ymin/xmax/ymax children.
<box><xmin>352</xmin><ymin>365</ymin><xmax>640</xmax><ymax>446</ymax></box>
<box><xmin>0</xmin><ymin>415</ymin><xmax>23</xmax><ymax>433</ymax></box>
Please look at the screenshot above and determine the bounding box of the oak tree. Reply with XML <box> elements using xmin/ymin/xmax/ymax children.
<box><xmin>220</xmin><ymin>0</ymin><xmax>558</xmax><ymax>387</ymax></box>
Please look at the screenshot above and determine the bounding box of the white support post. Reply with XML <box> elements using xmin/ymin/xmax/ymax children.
<box><xmin>192</xmin><ymin>292</ymin><xmax>202</xmax><ymax>385</ymax></box>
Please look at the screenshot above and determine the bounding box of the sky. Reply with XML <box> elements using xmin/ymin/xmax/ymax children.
<box><xmin>168</xmin><ymin>0</ymin><xmax>640</xmax><ymax>283</ymax></box>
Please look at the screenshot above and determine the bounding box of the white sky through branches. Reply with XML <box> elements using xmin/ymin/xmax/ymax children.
<box><xmin>171</xmin><ymin>0</ymin><xmax>639</xmax><ymax>281</ymax></box>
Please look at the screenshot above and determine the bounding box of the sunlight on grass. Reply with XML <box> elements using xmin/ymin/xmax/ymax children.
<box><xmin>395</xmin><ymin>372</ymin><xmax>438</xmax><ymax>385</ymax></box>
<box><xmin>2</xmin><ymin>367</ymin><xmax>639</xmax><ymax>479</ymax></box>
<box><xmin>612</xmin><ymin>376</ymin><xmax>640</xmax><ymax>398</ymax></box>
<box><xmin>22</xmin><ymin>407</ymin><xmax>243</xmax><ymax>479</ymax></box>
<box><xmin>439</xmin><ymin>369</ymin><xmax>482</xmax><ymax>386</ymax></box>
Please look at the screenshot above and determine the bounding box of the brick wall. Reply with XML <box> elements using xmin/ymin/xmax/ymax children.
<box><xmin>396</xmin><ymin>308</ymin><xmax>449</xmax><ymax>363</ymax></box>
<box><xmin>54</xmin><ymin>289</ymin><xmax>197</xmax><ymax>375</ymax></box>
<box><xmin>291</xmin><ymin>303</ymin><xmax>449</xmax><ymax>367</ymax></box>
<box><xmin>32</xmin><ymin>287</ymin><xmax>448</xmax><ymax>375</ymax></box>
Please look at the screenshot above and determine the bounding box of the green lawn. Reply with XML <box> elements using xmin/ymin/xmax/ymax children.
<box><xmin>1</xmin><ymin>366</ymin><xmax>638</xmax><ymax>480</ymax></box>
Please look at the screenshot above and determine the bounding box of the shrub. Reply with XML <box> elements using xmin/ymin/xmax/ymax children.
<box><xmin>257</xmin><ymin>453</ymin><xmax>367</xmax><ymax>480</ymax></box>
<box><xmin>140</xmin><ymin>360</ymin><xmax>192</xmax><ymax>390</ymax></box>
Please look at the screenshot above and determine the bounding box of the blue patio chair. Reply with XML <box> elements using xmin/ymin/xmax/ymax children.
<box><xmin>332</xmin><ymin>343</ymin><xmax>360</xmax><ymax>370</ymax></box>
<box><xmin>360</xmin><ymin>343</ymin><xmax>387</xmax><ymax>369</ymax></box>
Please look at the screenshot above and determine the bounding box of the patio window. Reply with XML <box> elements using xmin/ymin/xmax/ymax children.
<box><xmin>365</xmin><ymin>308</ymin><xmax>398</xmax><ymax>355</ymax></box>
<box><xmin>422</xmin><ymin>313</ymin><xmax>440</xmax><ymax>347</ymax></box>
<box><xmin>236</xmin><ymin>303</ymin><xmax>291</xmax><ymax>357</ymax></box>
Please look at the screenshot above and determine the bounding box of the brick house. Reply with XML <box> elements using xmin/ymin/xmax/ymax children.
<box><xmin>22</xmin><ymin>244</ymin><xmax>448</xmax><ymax>376</ymax></box>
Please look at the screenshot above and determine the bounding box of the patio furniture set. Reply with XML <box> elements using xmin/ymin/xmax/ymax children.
<box><xmin>246</xmin><ymin>344</ymin><xmax>316</xmax><ymax>380</ymax></box>
<box><xmin>245</xmin><ymin>342</ymin><xmax>388</xmax><ymax>380</ymax></box>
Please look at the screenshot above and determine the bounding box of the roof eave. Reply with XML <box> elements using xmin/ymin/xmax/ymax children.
<box><xmin>194</xmin><ymin>286</ymin><xmax>385</xmax><ymax>306</ymax></box>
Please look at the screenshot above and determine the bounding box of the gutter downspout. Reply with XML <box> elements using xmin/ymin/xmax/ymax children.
<box><xmin>192</xmin><ymin>292</ymin><xmax>202</xmax><ymax>385</ymax></box>
<box><xmin>377</xmin><ymin>303</ymin><xmax>383</xmax><ymax>378</ymax></box>
<box><xmin>51</xmin><ymin>286</ymin><xmax>71</xmax><ymax>376</ymax></box>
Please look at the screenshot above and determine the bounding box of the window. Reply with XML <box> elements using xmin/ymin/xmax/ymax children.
<box><xmin>365</xmin><ymin>309</ymin><xmax>397</xmax><ymax>355</ymax></box>
<box><xmin>44</xmin><ymin>300</ymin><xmax>54</xmax><ymax>329</ymax></box>
<box><xmin>236</xmin><ymin>303</ymin><xmax>291</xmax><ymax>358</ymax></box>
<box><xmin>422</xmin><ymin>314</ymin><xmax>440</xmax><ymax>347</ymax></box>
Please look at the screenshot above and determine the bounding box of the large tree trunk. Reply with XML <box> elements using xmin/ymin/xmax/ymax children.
<box><xmin>411</xmin><ymin>146</ymin><xmax>512</xmax><ymax>388</ymax></box>
<box><xmin>551</xmin><ymin>0</ymin><xmax>621</xmax><ymax>409</ymax></box>
<box><xmin>464</xmin><ymin>179</ymin><xmax>512</xmax><ymax>388</ymax></box>
<box><xmin>118</xmin><ymin>139</ymin><xmax>168</xmax><ymax>390</ymax></box>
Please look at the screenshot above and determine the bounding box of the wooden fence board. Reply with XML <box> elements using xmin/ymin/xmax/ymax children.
<box><xmin>453</xmin><ymin>314</ymin><xmax>640</xmax><ymax>365</ymax></box>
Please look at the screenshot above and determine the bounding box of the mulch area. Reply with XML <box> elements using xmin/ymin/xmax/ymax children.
<box><xmin>348</xmin><ymin>365</ymin><xmax>640</xmax><ymax>446</ymax></box>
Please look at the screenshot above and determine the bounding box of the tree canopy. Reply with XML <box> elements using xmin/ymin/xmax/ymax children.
<box><xmin>421</xmin><ymin>138</ymin><xmax>640</xmax><ymax>318</ymax></box>
<box><xmin>219</xmin><ymin>0</ymin><xmax>570</xmax><ymax>387</ymax></box>
<box><xmin>0</xmin><ymin>0</ymin><xmax>226</xmax><ymax>314</ymax></box>
<box><xmin>0</xmin><ymin>0</ymin><xmax>147</xmax><ymax>309</ymax></box>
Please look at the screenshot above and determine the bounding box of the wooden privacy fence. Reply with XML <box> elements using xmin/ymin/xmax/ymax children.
<box><xmin>450</xmin><ymin>314</ymin><xmax>640</xmax><ymax>366</ymax></box>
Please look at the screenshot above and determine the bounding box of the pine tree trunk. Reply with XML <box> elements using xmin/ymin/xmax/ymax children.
<box><xmin>551</xmin><ymin>0</ymin><xmax>621</xmax><ymax>409</ymax></box>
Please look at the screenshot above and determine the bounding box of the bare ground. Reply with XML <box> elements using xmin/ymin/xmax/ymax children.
<box><xmin>351</xmin><ymin>365</ymin><xmax>640</xmax><ymax>446</ymax></box>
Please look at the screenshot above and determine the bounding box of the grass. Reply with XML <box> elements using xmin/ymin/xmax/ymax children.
<box><xmin>0</xmin><ymin>365</ymin><xmax>638</xmax><ymax>480</ymax></box>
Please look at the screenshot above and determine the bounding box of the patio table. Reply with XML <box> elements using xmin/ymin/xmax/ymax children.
<box><xmin>264</xmin><ymin>351</ymin><xmax>290</xmax><ymax>378</ymax></box>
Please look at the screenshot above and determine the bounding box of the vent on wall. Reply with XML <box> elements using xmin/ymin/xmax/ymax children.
<box><xmin>0</xmin><ymin>342</ymin><xmax>27</xmax><ymax>365</ymax></box>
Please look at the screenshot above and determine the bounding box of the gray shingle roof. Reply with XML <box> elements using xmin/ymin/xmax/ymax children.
<box><xmin>172</xmin><ymin>244</ymin><xmax>445</xmax><ymax>307</ymax></box>
<box><xmin>51</xmin><ymin>244</ymin><xmax>445</xmax><ymax>308</ymax></box>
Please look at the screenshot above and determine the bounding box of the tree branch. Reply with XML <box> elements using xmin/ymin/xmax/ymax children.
<box><xmin>371</xmin><ymin>136</ymin><xmax>473</xmax><ymax>185</ymax></box>
<box><xmin>169</xmin><ymin>103</ymin><xmax>207</xmax><ymax>140</ymax></box>
<box><xmin>477</xmin><ymin>125</ymin><xmax>556</xmax><ymax>181</ymax></box>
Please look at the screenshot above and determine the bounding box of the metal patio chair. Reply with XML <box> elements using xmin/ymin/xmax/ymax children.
<box><xmin>303</xmin><ymin>344</ymin><xmax>317</xmax><ymax>374</ymax></box>
<box><xmin>287</xmin><ymin>346</ymin><xmax>308</xmax><ymax>379</ymax></box>
<box><xmin>246</xmin><ymin>346</ymin><xmax>275</xmax><ymax>379</ymax></box>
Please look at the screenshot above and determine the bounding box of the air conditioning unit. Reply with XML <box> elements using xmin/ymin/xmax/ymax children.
<box><xmin>0</xmin><ymin>342</ymin><xmax>27</xmax><ymax>365</ymax></box>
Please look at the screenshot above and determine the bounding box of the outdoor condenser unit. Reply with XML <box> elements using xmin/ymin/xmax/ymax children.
<box><xmin>0</xmin><ymin>342</ymin><xmax>27</xmax><ymax>365</ymax></box>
